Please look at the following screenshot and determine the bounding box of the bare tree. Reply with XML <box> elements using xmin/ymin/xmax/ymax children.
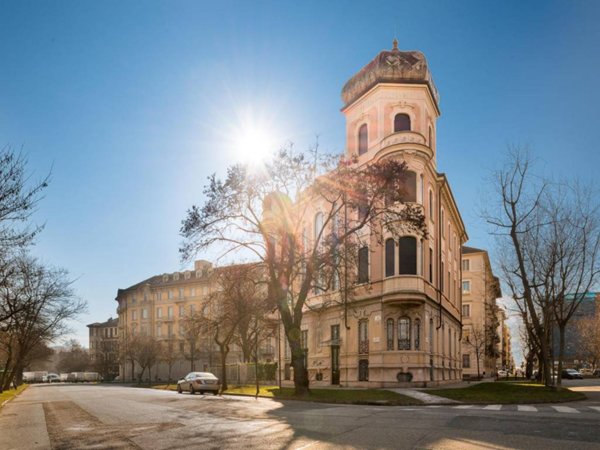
<box><xmin>130</xmin><ymin>335</ymin><xmax>160</xmax><ymax>384</ymax></box>
<box><xmin>159</xmin><ymin>339</ymin><xmax>178</xmax><ymax>385</ymax></box>
<box><xmin>484</xmin><ymin>147</ymin><xmax>600</xmax><ymax>386</ymax></box>
<box><xmin>58</xmin><ymin>339</ymin><xmax>90</xmax><ymax>373</ymax></box>
<box><xmin>0</xmin><ymin>255</ymin><xmax>85</xmax><ymax>391</ymax></box>
<box><xmin>181</xmin><ymin>148</ymin><xmax>425</xmax><ymax>395</ymax></box>
<box><xmin>180</xmin><ymin>310</ymin><xmax>205</xmax><ymax>372</ymax></box>
<box><xmin>463</xmin><ymin>325</ymin><xmax>487</xmax><ymax>379</ymax></box>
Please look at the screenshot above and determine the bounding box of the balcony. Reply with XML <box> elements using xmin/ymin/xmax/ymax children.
<box><xmin>381</xmin><ymin>275</ymin><xmax>429</xmax><ymax>305</ymax></box>
<box><xmin>375</xmin><ymin>131</ymin><xmax>432</xmax><ymax>160</ymax></box>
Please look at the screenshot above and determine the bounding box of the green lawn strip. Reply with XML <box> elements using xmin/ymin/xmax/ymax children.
<box><xmin>0</xmin><ymin>384</ymin><xmax>28</xmax><ymax>409</ymax></box>
<box><xmin>224</xmin><ymin>385</ymin><xmax>421</xmax><ymax>406</ymax></box>
<box><xmin>149</xmin><ymin>383</ymin><xmax>420</xmax><ymax>405</ymax></box>
<box><xmin>427</xmin><ymin>382</ymin><xmax>586</xmax><ymax>404</ymax></box>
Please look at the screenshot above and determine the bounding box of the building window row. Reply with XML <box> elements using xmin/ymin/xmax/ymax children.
<box><xmin>357</xmin><ymin>114</ymin><xmax>412</xmax><ymax>156</ymax></box>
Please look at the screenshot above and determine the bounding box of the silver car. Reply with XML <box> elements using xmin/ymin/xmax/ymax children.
<box><xmin>177</xmin><ymin>372</ymin><xmax>220</xmax><ymax>395</ymax></box>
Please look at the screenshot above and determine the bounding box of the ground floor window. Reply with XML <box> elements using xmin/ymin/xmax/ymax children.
<box><xmin>358</xmin><ymin>359</ymin><xmax>369</xmax><ymax>381</ymax></box>
<box><xmin>462</xmin><ymin>353</ymin><xmax>471</xmax><ymax>368</ymax></box>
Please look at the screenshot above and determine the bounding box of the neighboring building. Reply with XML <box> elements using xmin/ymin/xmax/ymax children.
<box><xmin>460</xmin><ymin>246</ymin><xmax>501</xmax><ymax>379</ymax></box>
<box><xmin>115</xmin><ymin>260</ymin><xmax>276</xmax><ymax>382</ymax></box>
<box><xmin>87</xmin><ymin>317</ymin><xmax>119</xmax><ymax>380</ymax></box>
<box><xmin>278</xmin><ymin>40</ymin><xmax>468</xmax><ymax>387</ymax></box>
<box><xmin>552</xmin><ymin>292</ymin><xmax>599</xmax><ymax>367</ymax></box>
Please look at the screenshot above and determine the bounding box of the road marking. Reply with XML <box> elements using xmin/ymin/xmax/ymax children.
<box><xmin>517</xmin><ymin>405</ymin><xmax>537</xmax><ymax>412</ymax></box>
<box><xmin>453</xmin><ymin>405</ymin><xmax>474</xmax><ymax>409</ymax></box>
<box><xmin>551</xmin><ymin>406</ymin><xmax>579</xmax><ymax>414</ymax></box>
<box><xmin>482</xmin><ymin>404</ymin><xmax>502</xmax><ymax>410</ymax></box>
<box><xmin>588</xmin><ymin>406</ymin><xmax>600</xmax><ymax>412</ymax></box>
<box><xmin>426</xmin><ymin>405</ymin><xmax>442</xmax><ymax>408</ymax></box>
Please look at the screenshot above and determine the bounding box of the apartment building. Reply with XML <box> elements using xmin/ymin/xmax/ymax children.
<box><xmin>460</xmin><ymin>246</ymin><xmax>502</xmax><ymax>379</ymax></box>
<box><xmin>87</xmin><ymin>317</ymin><xmax>119</xmax><ymax>380</ymax></box>
<box><xmin>278</xmin><ymin>40</ymin><xmax>468</xmax><ymax>387</ymax></box>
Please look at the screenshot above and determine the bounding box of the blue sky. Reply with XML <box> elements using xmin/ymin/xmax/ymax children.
<box><xmin>1</xmin><ymin>0</ymin><xmax>599</xmax><ymax>356</ymax></box>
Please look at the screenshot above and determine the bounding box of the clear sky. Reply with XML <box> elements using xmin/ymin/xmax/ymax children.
<box><xmin>1</xmin><ymin>0</ymin><xmax>599</xmax><ymax>359</ymax></box>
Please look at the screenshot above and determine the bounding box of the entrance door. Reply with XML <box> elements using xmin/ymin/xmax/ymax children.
<box><xmin>358</xmin><ymin>359</ymin><xmax>369</xmax><ymax>381</ymax></box>
<box><xmin>331</xmin><ymin>346</ymin><xmax>340</xmax><ymax>384</ymax></box>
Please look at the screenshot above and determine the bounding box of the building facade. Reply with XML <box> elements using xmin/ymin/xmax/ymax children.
<box><xmin>278</xmin><ymin>40</ymin><xmax>468</xmax><ymax>387</ymax></box>
<box><xmin>115</xmin><ymin>260</ymin><xmax>277</xmax><ymax>382</ymax></box>
<box><xmin>460</xmin><ymin>246</ymin><xmax>501</xmax><ymax>379</ymax></box>
<box><xmin>87</xmin><ymin>317</ymin><xmax>120</xmax><ymax>380</ymax></box>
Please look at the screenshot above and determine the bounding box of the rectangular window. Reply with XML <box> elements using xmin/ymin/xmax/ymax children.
<box><xmin>358</xmin><ymin>320</ymin><xmax>369</xmax><ymax>354</ymax></box>
<box><xmin>179</xmin><ymin>342</ymin><xmax>185</xmax><ymax>353</ymax></box>
<box><xmin>156</xmin><ymin>307</ymin><xmax>162</xmax><ymax>318</ymax></box>
<box><xmin>168</xmin><ymin>290</ymin><xmax>173</xmax><ymax>300</ymax></box>
<box><xmin>358</xmin><ymin>246</ymin><xmax>369</xmax><ymax>283</ymax></box>
<box><xmin>168</xmin><ymin>306</ymin><xmax>173</xmax><ymax>318</ymax></box>
<box><xmin>429</xmin><ymin>248</ymin><xmax>433</xmax><ymax>283</ymax></box>
<box><xmin>179</xmin><ymin>288</ymin><xmax>184</xmax><ymax>299</ymax></box>
<box><xmin>132</xmin><ymin>310</ymin><xmax>137</xmax><ymax>321</ymax></box>
<box><xmin>462</xmin><ymin>259</ymin><xmax>470</xmax><ymax>271</ymax></box>
<box><xmin>178</xmin><ymin>305</ymin><xmax>184</xmax><ymax>317</ymax></box>
<box><xmin>167</xmin><ymin>323</ymin><xmax>173</xmax><ymax>337</ymax></box>
<box><xmin>142</xmin><ymin>308</ymin><xmax>148</xmax><ymax>319</ymax></box>
<box><xmin>462</xmin><ymin>280</ymin><xmax>471</xmax><ymax>294</ymax></box>
<box><xmin>440</xmin><ymin>261</ymin><xmax>445</xmax><ymax>293</ymax></box>
<box><xmin>190</xmin><ymin>304</ymin><xmax>195</xmax><ymax>314</ymax></box>
<box><xmin>385</xmin><ymin>239</ymin><xmax>395</xmax><ymax>277</ymax></box>
<box><xmin>462</xmin><ymin>304</ymin><xmax>470</xmax><ymax>317</ymax></box>
<box><xmin>386</xmin><ymin>319</ymin><xmax>394</xmax><ymax>350</ymax></box>
<box><xmin>190</xmin><ymin>288</ymin><xmax>196</xmax><ymax>297</ymax></box>
<box><xmin>462</xmin><ymin>354</ymin><xmax>471</xmax><ymax>368</ymax></box>
<box><xmin>358</xmin><ymin>359</ymin><xmax>369</xmax><ymax>381</ymax></box>
<box><xmin>156</xmin><ymin>325</ymin><xmax>162</xmax><ymax>337</ymax></box>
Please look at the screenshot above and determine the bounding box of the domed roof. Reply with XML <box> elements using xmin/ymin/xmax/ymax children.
<box><xmin>341</xmin><ymin>39</ymin><xmax>440</xmax><ymax>109</ymax></box>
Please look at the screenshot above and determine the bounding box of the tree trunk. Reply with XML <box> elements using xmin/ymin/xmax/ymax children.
<box><xmin>476</xmin><ymin>352</ymin><xmax>481</xmax><ymax>380</ymax></box>
<box><xmin>219</xmin><ymin>346</ymin><xmax>228</xmax><ymax>392</ymax></box>
<box><xmin>289</xmin><ymin>338</ymin><xmax>309</xmax><ymax>396</ymax></box>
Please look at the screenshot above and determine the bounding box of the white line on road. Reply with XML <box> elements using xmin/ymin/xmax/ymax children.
<box><xmin>517</xmin><ymin>405</ymin><xmax>538</xmax><ymax>412</ymax></box>
<box><xmin>426</xmin><ymin>405</ymin><xmax>442</xmax><ymax>408</ymax></box>
<box><xmin>453</xmin><ymin>405</ymin><xmax>474</xmax><ymax>409</ymax></box>
<box><xmin>551</xmin><ymin>406</ymin><xmax>579</xmax><ymax>413</ymax></box>
<box><xmin>588</xmin><ymin>406</ymin><xmax>600</xmax><ymax>412</ymax></box>
<box><xmin>482</xmin><ymin>404</ymin><xmax>502</xmax><ymax>410</ymax></box>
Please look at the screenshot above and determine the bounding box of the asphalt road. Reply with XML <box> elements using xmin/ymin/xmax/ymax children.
<box><xmin>1</xmin><ymin>380</ymin><xmax>600</xmax><ymax>450</ymax></box>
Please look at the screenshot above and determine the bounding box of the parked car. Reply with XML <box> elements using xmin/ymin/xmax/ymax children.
<box><xmin>177</xmin><ymin>372</ymin><xmax>220</xmax><ymax>395</ymax></box>
<box><xmin>497</xmin><ymin>370</ymin><xmax>508</xmax><ymax>378</ymax></box>
<box><xmin>562</xmin><ymin>369</ymin><xmax>583</xmax><ymax>380</ymax></box>
<box><xmin>43</xmin><ymin>373</ymin><xmax>60</xmax><ymax>383</ymax></box>
<box><xmin>594</xmin><ymin>369</ymin><xmax>600</xmax><ymax>377</ymax></box>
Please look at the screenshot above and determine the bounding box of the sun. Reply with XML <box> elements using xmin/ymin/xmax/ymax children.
<box><xmin>234</xmin><ymin>126</ymin><xmax>275</xmax><ymax>165</ymax></box>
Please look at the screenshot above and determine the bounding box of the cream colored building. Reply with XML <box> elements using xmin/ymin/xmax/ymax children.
<box><xmin>116</xmin><ymin>260</ymin><xmax>268</xmax><ymax>382</ymax></box>
<box><xmin>460</xmin><ymin>246</ymin><xmax>502</xmax><ymax>379</ymax></box>
<box><xmin>87</xmin><ymin>317</ymin><xmax>119</xmax><ymax>380</ymax></box>
<box><xmin>279</xmin><ymin>40</ymin><xmax>468</xmax><ymax>387</ymax></box>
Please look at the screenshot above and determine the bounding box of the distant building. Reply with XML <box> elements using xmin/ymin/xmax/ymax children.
<box><xmin>460</xmin><ymin>246</ymin><xmax>502</xmax><ymax>378</ymax></box>
<box><xmin>87</xmin><ymin>317</ymin><xmax>119</xmax><ymax>380</ymax></box>
<box><xmin>552</xmin><ymin>292</ymin><xmax>599</xmax><ymax>367</ymax></box>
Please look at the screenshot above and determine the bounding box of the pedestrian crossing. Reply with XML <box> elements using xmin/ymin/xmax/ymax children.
<box><xmin>422</xmin><ymin>404</ymin><xmax>600</xmax><ymax>415</ymax></box>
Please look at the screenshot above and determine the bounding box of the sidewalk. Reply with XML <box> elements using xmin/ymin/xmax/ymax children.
<box><xmin>385</xmin><ymin>388</ymin><xmax>460</xmax><ymax>404</ymax></box>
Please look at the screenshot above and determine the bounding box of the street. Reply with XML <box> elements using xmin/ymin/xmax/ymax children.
<box><xmin>1</xmin><ymin>380</ymin><xmax>600</xmax><ymax>450</ymax></box>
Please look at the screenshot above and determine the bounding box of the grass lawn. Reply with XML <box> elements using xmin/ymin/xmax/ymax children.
<box><xmin>0</xmin><ymin>384</ymin><xmax>28</xmax><ymax>409</ymax></box>
<box><xmin>150</xmin><ymin>383</ymin><xmax>420</xmax><ymax>405</ymax></box>
<box><xmin>428</xmin><ymin>382</ymin><xmax>586</xmax><ymax>404</ymax></box>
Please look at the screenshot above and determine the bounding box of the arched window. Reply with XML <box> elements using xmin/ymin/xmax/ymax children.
<box><xmin>429</xmin><ymin>189</ymin><xmax>434</xmax><ymax>219</ymax></box>
<box><xmin>386</xmin><ymin>318</ymin><xmax>394</xmax><ymax>350</ymax></box>
<box><xmin>399</xmin><ymin>236</ymin><xmax>417</xmax><ymax>275</ymax></box>
<box><xmin>394</xmin><ymin>113</ymin><xmax>411</xmax><ymax>132</ymax></box>
<box><xmin>414</xmin><ymin>319</ymin><xmax>421</xmax><ymax>350</ymax></box>
<box><xmin>357</xmin><ymin>246</ymin><xmax>369</xmax><ymax>283</ymax></box>
<box><xmin>385</xmin><ymin>238</ymin><xmax>395</xmax><ymax>277</ymax></box>
<box><xmin>399</xmin><ymin>171</ymin><xmax>417</xmax><ymax>203</ymax></box>
<box><xmin>358</xmin><ymin>124</ymin><xmax>368</xmax><ymax>155</ymax></box>
<box><xmin>398</xmin><ymin>317</ymin><xmax>411</xmax><ymax>350</ymax></box>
